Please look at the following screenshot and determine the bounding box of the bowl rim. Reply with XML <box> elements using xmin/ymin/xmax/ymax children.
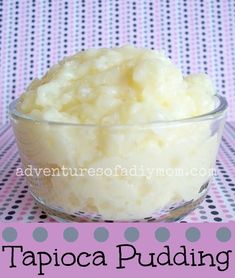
<box><xmin>9</xmin><ymin>94</ymin><xmax>228</xmax><ymax>127</ymax></box>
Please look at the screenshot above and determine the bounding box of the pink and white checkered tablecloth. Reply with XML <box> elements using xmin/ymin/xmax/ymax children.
<box><xmin>0</xmin><ymin>0</ymin><xmax>234</xmax><ymax>222</ymax></box>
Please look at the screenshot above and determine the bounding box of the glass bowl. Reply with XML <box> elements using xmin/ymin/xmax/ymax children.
<box><xmin>9</xmin><ymin>95</ymin><xmax>227</xmax><ymax>222</ymax></box>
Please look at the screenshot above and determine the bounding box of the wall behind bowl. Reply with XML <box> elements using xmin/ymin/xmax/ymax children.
<box><xmin>0</xmin><ymin>0</ymin><xmax>234</xmax><ymax>124</ymax></box>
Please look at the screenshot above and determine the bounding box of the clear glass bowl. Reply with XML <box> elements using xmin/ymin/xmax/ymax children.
<box><xmin>9</xmin><ymin>95</ymin><xmax>227</xmax><ymax>222</ymax></box>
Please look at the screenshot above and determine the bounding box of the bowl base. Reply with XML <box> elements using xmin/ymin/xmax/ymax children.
<box><xmin>33</xmin><ymin>190</ymin><xmax>208</xmax><ymax>223</ymax></box>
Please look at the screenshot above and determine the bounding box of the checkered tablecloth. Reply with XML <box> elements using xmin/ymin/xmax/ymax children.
<box><xmin>0</xmin><ymin>0</ymin><xmax>234</xmax><ymax>222</ymax></box>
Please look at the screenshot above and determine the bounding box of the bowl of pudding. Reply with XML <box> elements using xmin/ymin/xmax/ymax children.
<box><xmin>9</xmin><ymin>46</ymin><xmax>227</xmax><ymax>222</ymax></box>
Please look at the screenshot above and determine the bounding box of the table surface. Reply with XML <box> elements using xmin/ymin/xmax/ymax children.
<box><xmin>0</xmin><ymin>122</ymin><xmax>234</xmax><ymax>223</ymax></box>
<box><xmin>0</xmin><ymin>1</ymin><xmax>235</xmax><ymax>222</ymax></box>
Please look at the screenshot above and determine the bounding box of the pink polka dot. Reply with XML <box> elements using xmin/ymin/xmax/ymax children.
<box><xmin>222</xmin><ymin>209</ymin><xmax>229</xmax><ymax>213</ymax></box>
<box><xmin>49</xmin><ymin>218</ymin><xmax>56</xmax><ymax>222</ymax></box>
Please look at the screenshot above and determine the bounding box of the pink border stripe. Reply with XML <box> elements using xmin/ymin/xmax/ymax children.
<box><xmin>0</xmin><ymin>223</ymin><xmax>234</xmax><ymax>277</ymax></box>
